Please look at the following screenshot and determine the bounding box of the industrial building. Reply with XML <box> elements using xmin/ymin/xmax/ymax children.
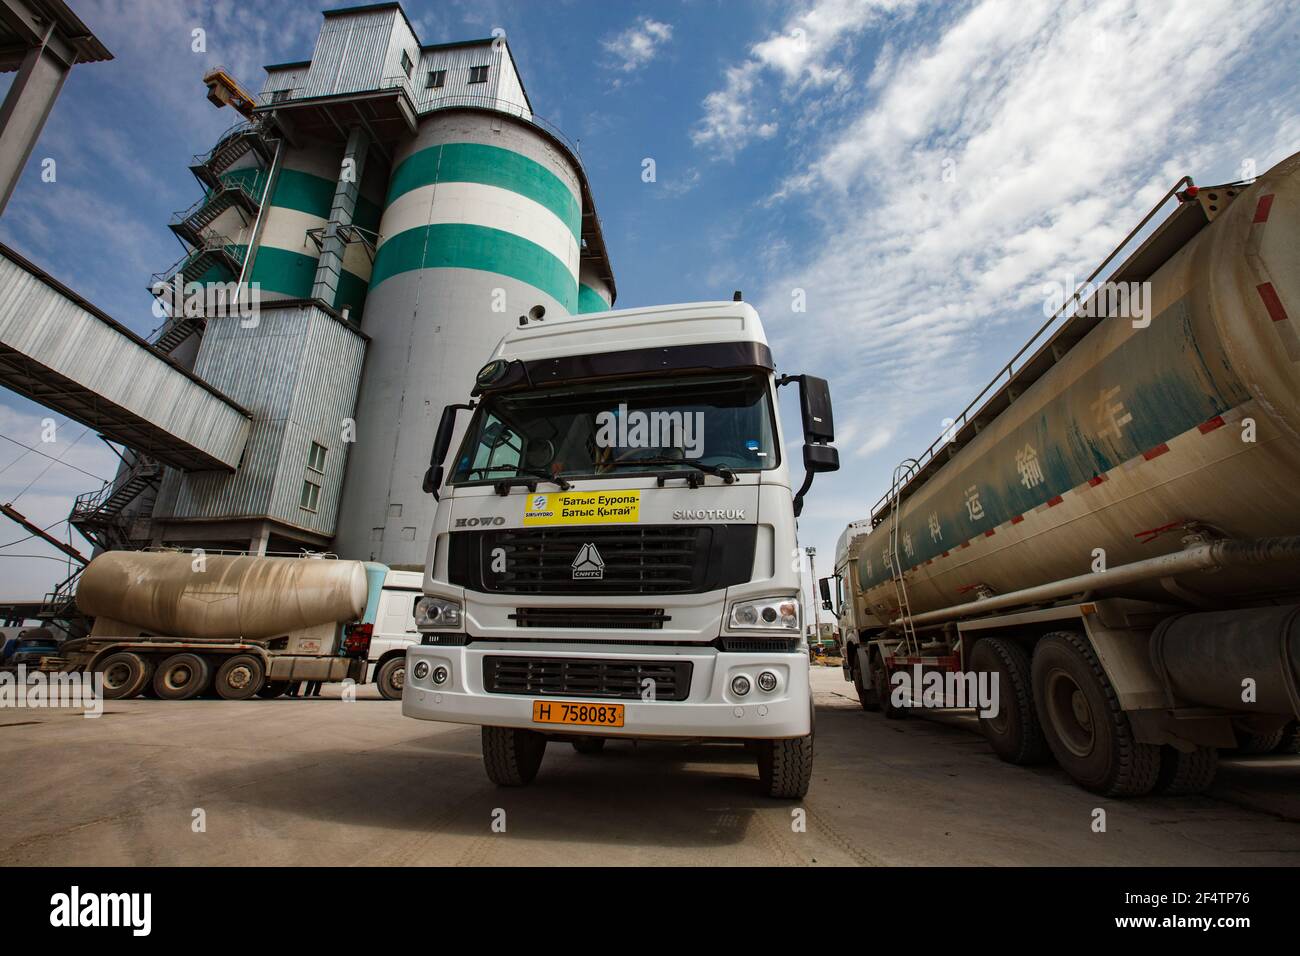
<box><xmin>0</xmin><ymin>1</ymin><xmax>617</xmax><ymax>586</ymax></box>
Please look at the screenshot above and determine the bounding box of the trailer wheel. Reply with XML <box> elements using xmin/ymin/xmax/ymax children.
<box><xmin>850</xmin><ymin>649</ymin><xmax>880</xmax><ymax>712</ymax></box>
<box><xmin>153</xmin><ymin>653</ymin><xmax>212</xmax><ymax>701</ymax></box>
<box><xmin>1154</xmin><ymin>745</ymin><xmax>1218</xmax><ymax>795</ymax></box>
<box><xmin>571</xmin><ymin>736</ymin><xmax>606</xmax><ymax>754</ymax></box>
<box><xmin>97</xmin><ymin>651</ymin><xmax>154</xmax><ymax>700</ymax></box>
<box><xmin>873</xmin><ymin>653</ymin><xmax>905</xmax><ymax>719</ymax></box>
<box><xmin>214</xmin><ymin>654</ymin><xmax>265</xmax><ymax>701</ymax></box>
<box><xmin>1232</xmin><ymin>726</ymin><xmax>1285</xmax><ymax>754</ymax></box>
<box><xmin>257</xmin><ymin>681</ymin><xmax>289</xmax><ymax>699</ymax></box>
<box><xmin>969</xmin><ymin>637</ymin><xmax>1050</xmax><ymax>765</ymax></box>
<box><xmin>1031</xmin><ymin>631</ymin><xmax>1160</xmax><ymax>797</ymax></box>
<box><xmin>1276</xmin><ymin>722</ymin><xmax>1300</xmax><ymax>754</ymax></box>
<box><xmin>482</xmin><ymin>726</ymin><xmax>547</xmax><ymax>786</ymax></box>
<box><xmin>375</xmin><ymin>657</ymin><xmax>405</xmax><ymax>701</ymax></box>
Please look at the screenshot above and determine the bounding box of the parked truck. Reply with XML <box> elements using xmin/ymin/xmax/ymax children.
<box><xmin>51</xmin><ymin>551</ymin><xmax>371</xmax><ymax>700</ymax></box>
<box><xmin>403</xmin><ymin>300</ymin><xmax>839</xmax><ymax>798</ymax></box>
<box><xmin>825</xmin><ymin>151</ymin><xmax>1300</xmax><ymax>797</ymax></box>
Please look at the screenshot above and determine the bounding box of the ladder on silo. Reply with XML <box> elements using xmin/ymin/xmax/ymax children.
<box><xmin>886</xmin><ymin>459</ymin><xmax>921</xmax><ymax>655</ymax></box>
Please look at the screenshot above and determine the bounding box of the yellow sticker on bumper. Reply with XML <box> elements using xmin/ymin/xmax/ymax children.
<box><xmin>523</xmin><ymin>490</ymin><xmax>641</xmax><ymax>525</ymax></box>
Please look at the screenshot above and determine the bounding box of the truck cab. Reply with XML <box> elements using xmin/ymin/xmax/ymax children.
<box><xmin>357</xmin><ymin>563</ymin><xmax>424</xmax><ymax>699</ymax></box>
<box><xmin>402</xmin><ymin>301</ymin><xmax>838</xmax><ymax>797</ymax></box>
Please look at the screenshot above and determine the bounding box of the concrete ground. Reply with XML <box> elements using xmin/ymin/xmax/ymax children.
<box><xmin>2</xmin><ymin>667</ymin><xmax>1298</xmax><ymax>866</ymax></box>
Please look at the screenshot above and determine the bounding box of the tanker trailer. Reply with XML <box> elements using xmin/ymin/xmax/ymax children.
<box><xmin>52</xmin><ymin>551</ymin><xmax>370</xmax><ymax>701</ymax></box>
<box><xmin>828</xmin><ymin>150</ymin><xmax>1300</xmax><ymax>797</ymax></box>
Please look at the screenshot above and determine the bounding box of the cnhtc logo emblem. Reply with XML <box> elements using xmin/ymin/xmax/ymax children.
<box><xmin>572</xmin><ymin>543</ymin><xmax>604</xmax><ymax>580</ymax></box>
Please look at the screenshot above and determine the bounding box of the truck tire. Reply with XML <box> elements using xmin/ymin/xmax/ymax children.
<box><xmin>969</xmin><ymin>637</ymin><xmax>1050</xmax><ymax>765</ymax></box>
<box><xmin>571</xmin><ymin>736</ymin><xmax>606</xmax><ymax>754</ymax></box>
<box><xmin>153</xmin><ymin>653</ymin><xmax>212</xmax><ymax>701</ymax></box>
<box><xmin>375</xmin><ymin>657</ymin><xmax>405</xmax><ymax>701</ymax></box>
<box><xmin>482</xmin><ymin>726</ymin><xmax>547</xmax><ymax>786</ymax></box>
<box><xmin>757</xmin><ymin>733</ymin><xmax>814</xmax><ymax>799</ymax></box>
<box><xmin>214</xmin><ymin>654</ymin><xmax>264</xmax><ymax>701</ymax></box>
<box><xmin>1232</xmin><ymin>726</ymin><xmax>1285</xmax><ymax>754</ymax></box>
<box><xmin>851</xmin><ymin>649</ymin><xmax>880</xmax><ymax>711</ymax></box>
<box><xmin>872</xmin><ymin>653</ymin><xmax>905</xmax><ymax>719</ymax></box>
<box><xmin>1031</xmin><ymin>631</ymin><xmax>1160</xmax><ymax>797</ymax></box>
<box><xmin>257</xmin><ymin>681</ymin><xmax>289</xmax><ymax>699</ymax></box>
<box><xmin>97</xmin><ymin>651</ymin><xmax>154</xmax><ymax>700</ymax></box>
<box><xmin>1276</xmin><ymin>721</ymin><xmax>1300</xmax><ymax>754</ymax></box>
<box><xmin>1154</xmin><ymin>745</ymin><xmax>1218</xmax><ymax>795</ymax></box>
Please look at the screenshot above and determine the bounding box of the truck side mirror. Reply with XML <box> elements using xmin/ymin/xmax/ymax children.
<box><xmin>424</xmin><ymin>403</ymin><xmax>473</xmax><ymax>500</ymax></box>
<box><xmin>804</xmin><ymin>443</ymin><xmax>839</xmax><ymax>474</ymax></box>
<box><xmin>799</xmin><ymin>375</ymin><xmax>835</xmax><ymax>443</ymax></box>
<box><xmin>817</xmin><ymin>576</ymin><xmax>833</xmax><ymax>610</ymax></box>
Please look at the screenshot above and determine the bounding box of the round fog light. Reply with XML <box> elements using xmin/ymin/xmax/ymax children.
<box><xmin>731</xmin><ymin>675</ymin><xmax>751</xmax><ymax>696</ymax></box>
<box><xmin>413</xmin><ymin>661</ymin><xmax>430</xmax><ymax>680</ymax></box>
<box><xmin>757</xmin><ymin>671</ymin><xmax>778</xmax><ymax>692</ymax></box>
<box><xmin>432</xmin><ymin>665</ymin><xmax>449</xmax><ymax>685</ymax></box>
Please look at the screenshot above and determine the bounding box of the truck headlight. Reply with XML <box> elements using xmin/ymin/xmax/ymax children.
<box><xmin>415</xmin><ymin>596</ymin><xmax>462</xmax><ymax>631</ymax></box>
<box><xmin>728</xmin><ymin>596</ymin><xmax>800</xmax><ymax>631</ymax></box>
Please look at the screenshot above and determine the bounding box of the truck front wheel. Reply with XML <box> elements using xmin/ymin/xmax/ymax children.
<box><xmin>1031</xmin><ymin>632</ymin><xmax>1160</xmax><ymax>796</ymax></box>
<box><xmin>850</xmin><ymin>649</ymin><xmax>880</xmax><ymax>711</ymax></box>
<box><xmin>97</xmin><ymin>651</ymin><xmax>154</xmax><ymax>700</ymax></box>
<box><xmin>482</xmin><ymin>726</ymin><xmax>547</xmax><ymax>786</ymax></box>
<box><xmin>757</xmin><ymin>733</ymin><xmax>814</xmax><ymax>799</ymax></box>
<box><xmin>970</xmin><ymin>637</ymin><xmax>1049</xmax><ymax>765</ymax></box>
<box><xmin>153</xmin><ymin>653</ymin><xmax>212</xmax><ymax>701</ymax></box>
<box><xmin>873</xmin><ymin>654</ymin><xmax>905</xmax><ymax>719</ymax></box>
<box><xmin>214</xmin><ymin>654</ymin><xmax>264</xmax><ymax>701</ymax></box>
<box><xmin>375</xmin><ymin>657</ymin><xmax>405</xmax><ymax>700</ymax></box>
<box><xmin>1154</xmin><ymin>745</ymin><xmax>1218</xmax><ymax>795</ymax></box>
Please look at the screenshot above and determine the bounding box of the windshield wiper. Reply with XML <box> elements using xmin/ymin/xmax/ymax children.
<box><xmin>604</xmin><ymin>457</ymin><xmax>736</xmax><ymax>488</ymax></box>
<box><xmin>491</xmin><ymin>468</ymin><xmax>572</xmax><ymax>496</ymax></box>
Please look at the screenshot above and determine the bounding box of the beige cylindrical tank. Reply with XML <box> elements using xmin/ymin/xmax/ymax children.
<box><xmin>853</xmin><ymin>151</ymin><xmax>1300</xmax><ymax>621</ymax></box>
<box><xmin>76</xmin><ymin>552</ymin><xmax>368</xmax><ymax>640</ymax></box>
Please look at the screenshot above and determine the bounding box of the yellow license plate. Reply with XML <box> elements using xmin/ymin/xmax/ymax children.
<box><xmin>532</xmin><ymin>699</ymin><xmax>625</xmax><ymax>727</ymax></box>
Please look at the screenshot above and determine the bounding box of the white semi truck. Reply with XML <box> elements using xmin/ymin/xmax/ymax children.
<box><xmin>402</xmin><ymin>301</ymin><xmax>839</xmax><ymax>798</ymax></box>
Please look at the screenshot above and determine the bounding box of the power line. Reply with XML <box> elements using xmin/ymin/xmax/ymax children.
<box><xmin>0</xmin><ymin>432</ymin><xmax>105</xmax><ymax>483</ymax></box>
<box><xmin>11</xmin><ymin>426</ymin><xmax>93</xmax><ymax>503</ymax></box>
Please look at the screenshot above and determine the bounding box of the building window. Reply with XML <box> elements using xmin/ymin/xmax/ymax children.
<box><xmin>307</xmin><ymin>441</ymin><xmax>327</xmax><ymax>474</ymax></box>
<box><xmin>400</xmin><ymin>50</ymin><xmax>414</xmax><ymax>77</ymax></box>
<box><xmin>426</xmin><ymin>69</ymin><xmax>446</xmax><ymax>89</ymax></box>
<box><xmin>270</xmin><ymin>88</ymin><xmax>292</xmax><ymax>104</ymax></box>
<box><xmin>468</xmin><ymin>65</ymin><xmax>488</xmax><ymax>84</ymax></box>
<box><xmin>300</xmin><ymin>479</ymin><xmax>321</xmax><ymax>513</ymax></box>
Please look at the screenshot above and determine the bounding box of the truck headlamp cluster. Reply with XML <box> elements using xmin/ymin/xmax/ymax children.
<box><xmin>728</xmin><ymin>596</ymin><xmax>800</xmax><ymax>632</ymax></box>
<box><xmin>415</xmin><ymin>596</ymin><xmax>463</xmax><ymax>631</ymax></box>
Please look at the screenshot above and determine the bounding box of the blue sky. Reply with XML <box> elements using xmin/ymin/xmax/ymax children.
<box><xmin>1</xmin><ymin>0</ymin><xmax>1298</xmax><ymax>601</ymax></box>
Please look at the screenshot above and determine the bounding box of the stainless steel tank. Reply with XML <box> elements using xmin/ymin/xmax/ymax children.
<box><xmin>853</xmin><ymin>151</ymin><xmax>1300</xmax><ymax>621</ymax></box>
<box><xmin>76</xmin><ymin>552</ymin><xmax>368</xmax><ymax>640</ymax></box>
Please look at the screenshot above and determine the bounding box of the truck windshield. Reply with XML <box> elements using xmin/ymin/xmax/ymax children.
<box><xmin>449</xmin><ymin>372</ymin><xmax>778</xmax><ymax>484</ymax></box>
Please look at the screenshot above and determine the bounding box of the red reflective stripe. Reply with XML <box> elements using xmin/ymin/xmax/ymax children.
<box><xmin>1143</xmin><ymin>443</ymin><xmax>1170</xmax><ymax>460</ymax></box>
<box><xmin>1253</xmin><ymin>194</ymin><xmax>1274</xmax><ymax>223</ymax></box>
<box><xmin>1087</xmin><ymin>475</ymin><xmax>1107</xmax><ymax>487</ymax></box>
<box><xmin>1010</xmin><ymin>514</ymin><xmax>1024</xmax><ymax>524</ymax></box>
<box><xmin>1257</xmin><ymin>282</ymin><xmax>1289</xmax><ymax>323</ymax></box>
<box><xmin>984</xmin><ymin>529</ymin><xmax>996</xmax><ymax>537</ymax></box>
<box><xmin>1198</xmin><ymin>415</ymin><xmax>1226</xmax><ymax>433</ymax></box>
<box><xmin>1045</xmin><ymin>495</ymin><xmax>1064</xmax><ymax>507</ymax></box>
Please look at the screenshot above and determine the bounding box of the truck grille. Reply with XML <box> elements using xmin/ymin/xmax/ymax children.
<box><xmin>448</xmin><ymin>524</ymin><xmax>756</xmax><ymax>595</ymax></box>
<box><xmin>483</xmin><ymin>656</ymin><xmax>693</xmax><ymax>701</ymax></box>
<box><xmin>509</xmin><ymin>607</ymin><xmax>669</xmax><ymax>629</ymax></box>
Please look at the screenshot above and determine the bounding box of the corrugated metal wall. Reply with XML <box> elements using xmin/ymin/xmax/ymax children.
<box><xmin>303</xmin><ymin>8</ymin><xmax>399</xmax><ymax>100</ymax></box>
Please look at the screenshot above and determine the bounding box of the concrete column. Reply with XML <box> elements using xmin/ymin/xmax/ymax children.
<box><xmin>0</xmin><ymin>28</ymin><xmax>70</xmax><ymax>217</ymax></box>
<box><xmin>247</xmin><ymin>522</ymin><xmax>271</xmax><ymax>556</ymax></box>
<box><xmin>311</xmin><ymin>125</ymin><xmax>369</xmax><ymax>307</ymax></box>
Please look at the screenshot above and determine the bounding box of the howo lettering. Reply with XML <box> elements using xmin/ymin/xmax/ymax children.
<box><xmin>403</xmin><ymin>301</ymin><xmax>839</xmax><ymax>797</ymax></box>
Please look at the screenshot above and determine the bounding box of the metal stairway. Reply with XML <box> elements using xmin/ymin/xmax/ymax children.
<box><xmin>69</xmin><ymin>455</ymin><xmax>161</xmax><ymax>551</ymax></box>
<box><xmin>168</xmin><ymin>181</ymin><xmax>260</xmax><ymax>246</ymax></box>
<box><xmin>189</xmin><ymin>120</ymin><xmax>273</xmax><ymax>190</ymax></box>
<box><xmin>150</xmin><ymin>229</ymin><xmax>243</xmax><ymax>290</ymax></box>
<box><xmin>150</xmin><ymin>315</ymin><xmax>206</xmax><ymax>354</ymax></box>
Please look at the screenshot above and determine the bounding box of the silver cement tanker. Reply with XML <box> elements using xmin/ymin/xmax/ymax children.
<box><xmin>826</xmin><ymin>152</ymin><xmax>1300</xmax><ymax>797</ymax></box>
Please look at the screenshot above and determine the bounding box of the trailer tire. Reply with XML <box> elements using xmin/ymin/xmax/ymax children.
<box><xmin>1276</xmin><ymin>722</ymin><xmax>1300</xmax><ymax>754</ymax></box>
<box><xmin>571</xmin><ymin>737</ymin><xmax>606</xmax><ymax>754</ymax></box>
<box><xmin>375</xmin><ymin>657</ymin><xmax>405</xmax><ymax>701</ymax></box>
<box><xmin>872</xmin><ymin>653</ymin><xmax>905</xmax><ymax>719</ymax></box>
<box><xmin>1154</xmin><ymin>745</ymin><xmax>1218</xmax><ymax>795</ymax></box>
<box><xmin>152</xmin><ymin>653</ymin><xmax>211</xmax><ymax>701</ymax></box>
<box><xmin>257</xmin><ymin>681</ymin><xmax>289</xmax><ymax>699</ymax></box>
<box><xmin>482</xmin><ymin>726</ymin><xmax>547</xmax><ymax>786</ymax></box>
<box><xmin>214</xmin><ymin>654</ymin><xmax>264</xmax><ymax>701</ymax></box>
<box><xmin>97</xmin><ymin>651</ymin><xmax>154</xmax><ymax>700</ymax></box>
<box><xmin>1032</xmin><ymin>631</ymin><xmax>1160</xmax><ymax>797</ymax></box>
<box><xmin>969</xmin><ymin>637</ymin><xmax>1050</xmax><ymax>765</ymax></box>
<box><xmin>1232</xmin><ymin>727</ymin><xmax>1285</xmax><ymax>754</ymax></box>
<box><xmin>851</xmin><ymin>649</ymin><xmax>880</xmax><ymax>711</ymax></box>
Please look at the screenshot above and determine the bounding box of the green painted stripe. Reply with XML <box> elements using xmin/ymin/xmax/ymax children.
<box><xmin>334</xmin><ymin>267</ymin><xmax>369</xmax><ymax>321</ymax></box>
<box><xmin>578</xmin><ymin>284</ymin><xmax>609</xmax><ymax>314</ymax></box>
<box><xmin>354</xmin><ymin>194</ymin><xmax>382</xmax><ymax>234</ymax></box>
<box><xmin>271</xmin><ymin>167</ymin><xmax>335</xmax><ymax>219</ymax></box>
<box><xmin>371</xmin><ymin>223</ymin><xmax>577</xmax><ymax>311</ymax></box>
<box><xmin>248</xmin><ymin>245</ymin><xmax>317</xmax><ymax>298</ymax></box>
<box><xmin>385</xmin><ymin>142</ymin><xmax>581</xmax><ymax>240</ymax></box>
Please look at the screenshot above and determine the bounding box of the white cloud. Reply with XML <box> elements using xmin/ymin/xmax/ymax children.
<box><xmin>692</xmin><ymin>0</ymin><xmax>916</xmax><ymax>157</ymax></box>
<box><xmin>602</xmin><ymin>17</ymin><xmax>674</xmax><ymax>75</ymax></box>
